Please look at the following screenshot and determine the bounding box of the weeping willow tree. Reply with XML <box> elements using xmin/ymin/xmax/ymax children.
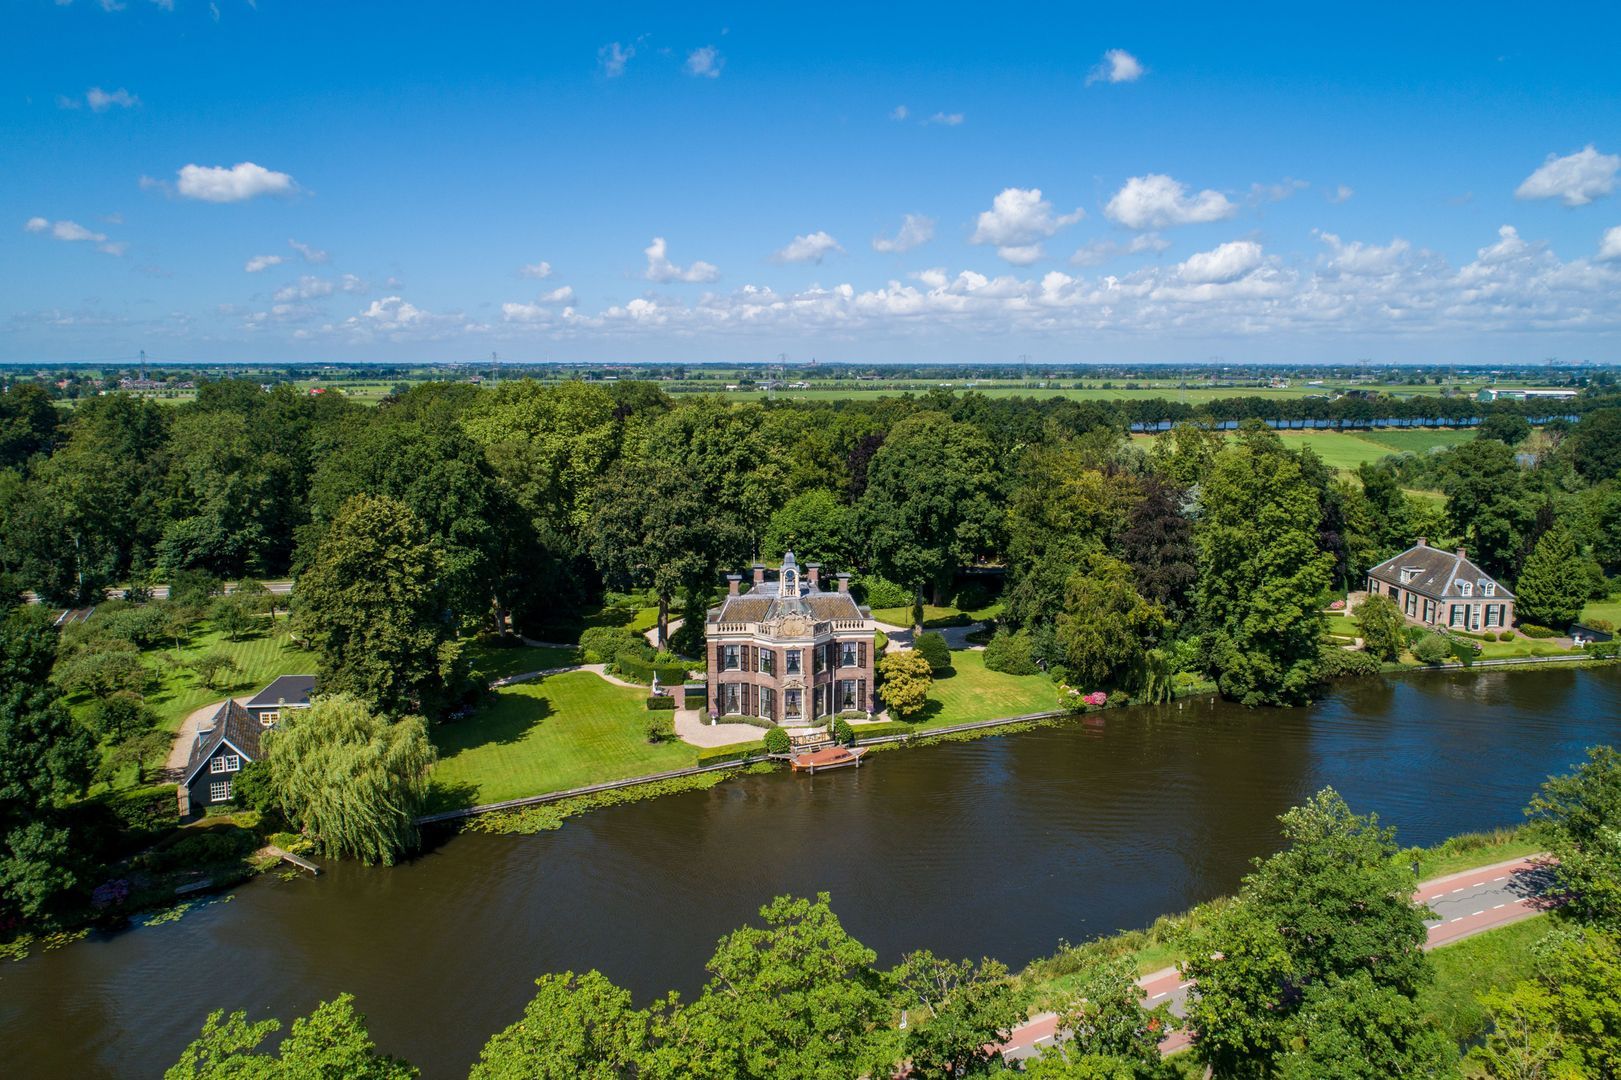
<box><xmin>265</xmin><ymin>693</ymin><xmax>436</xmax><ymax>865</ymax></box>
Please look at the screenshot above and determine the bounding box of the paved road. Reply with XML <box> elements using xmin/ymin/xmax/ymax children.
<box><xmin>998</xmin><ymin>854</ymin><xmax>1553</xmax><ymax>1064</ymax></box>
<box><xmin>28</xmin><ymin>579</ymin><xmax>293</xmax><ymax>609</ymax></box>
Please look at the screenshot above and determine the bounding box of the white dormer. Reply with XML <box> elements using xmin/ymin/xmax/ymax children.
<box><xmin>1400</xmin><ymin>566</ymin><xmax>1422</xmax><ymax>584</ymax></box>
<box><xmin>1482</xmin><ymin>580</ymin><xmax>1496</xmax><ymax>597</ymax></box>
<box><xmin>1457</xmin><ymin>580</ymin><xmax>1473</xmax><ymax>597</ymax></box>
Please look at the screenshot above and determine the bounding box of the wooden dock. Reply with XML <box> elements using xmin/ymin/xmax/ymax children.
<box><xmin>789</xmin><ymin>745</ymin><xmax>867</xmax><ymax>773</ymax></box>
<box><xmin>265</xmin><ymin>845</ymin><xmax>322</xmax><ymax>875</ymax></box>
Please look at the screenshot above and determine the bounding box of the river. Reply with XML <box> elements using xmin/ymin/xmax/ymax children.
<box><xmin>4</xmin><ymin>666</ymin><xmax>1619</xmax><ymax>1077</ymax></box>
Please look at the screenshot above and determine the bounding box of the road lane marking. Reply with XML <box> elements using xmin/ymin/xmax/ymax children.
<box><xmin>1450</xmin><ymin>917</ymin><xmax>1464</xmax><ymax>922</ymax></box>
<box><xmin>1493</xmin><ymin>876</ymin><xmax>1506</xmax><ymax>881</ymax></box>
<box><xmin>1472</xmin><ymin>910</ymin><xmax>1485</xmax><ymax>916</ymax></box>
<box><xmin>1151</xmin><ymin>992</ymin><xmax>1167</xmax><ymax>1000</ymax></box>
<box><xmin>1452</xmin><ymin>887</ymin><xmax>1465</xmax><ymax>892</ymax></box>
<box><xmin>1495</xmin><ymin>903</ymin><xmax>1506</xmax><ymax>909</ymax></box>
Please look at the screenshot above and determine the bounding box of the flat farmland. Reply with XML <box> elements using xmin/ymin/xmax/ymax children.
<box><xmin>1131</xmin><ymin>427</ymin><xmax>1470</xmax><ymax>471</ymax></box>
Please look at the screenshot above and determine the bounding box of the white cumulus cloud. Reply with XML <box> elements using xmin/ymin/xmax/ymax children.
<box><xmin>244</xmin><ymin>253</ymin><xmax>284</xmax><ymax>272</ymax></box>
<box><xmin>273</xmin><ymin>275</ymin><xmax>335</xmax><ymax>302</ymax></box>
<box><xmin>889</xmin><ymin>105</ymin><xmax>909</xmax><ymax>121</ymax></box>
<box><xmin>1327</xmin><ymin>184</ymin><xmax>1355</xmax><ymax>204</ymax></box>
<box><xmin>1515</xmin><ymin>145</ymin><xmax>1620</xmax><ymax>207</ymax></box>
<box><xmin>1178</xmin><ymin>240</ymin><xmax>1264</xmax><ymax>284</ymax></box>
<box><xmin>685</xmin><ymin>45</ymin><xmax>723</xmax><ymax>78</ymax></box>
<box><xmin>1599</xmin><ymin>226</ymin><xmax>1621</xmax><ymax>261</ymax></box>
<box><xmin>926</xmin><ymin>112</ymin><xmax>964</xmax><ymax>126</ymax></box>
<box><xmin>1315</xmin><ymin>231</ymin><xmax>1413</xmax><ymax>275</ymax></box>
<box><xmin>872</xmin><ymin>214</ymin><xmax>935</xmax><ymax>253</ymax></box>
<box><xmin>23</xmin><ymin>215</ymin><xmax>124</xmax><ymax>255</ymax></box>
<box><xmin>970</xmin><ymin>187</ymin><xmax>1085</xmax><ymax>264</ymax></box>
<box><xmin>86</xmin><ymin>86</ymin><xmax>138</xmax><ymax>111</ymax></box>
<box><xmin>774</xmin><ymin>231</ymin><xmax>844</xmax><ymax>264</ymax></box>
<box><xmin>519</xmin><ymin>260</ymin><xmax>553</xmax><ymax>279</ymax></box>
<box><xmin>1086</xmin><ymin>49</ymin><xmax>1144</xmax><ymax>85</ymax></box>
<box><xmin>1105</xmin><ymin>174</ymin><xmax>1236</xmax><ymax>229</ymax></box>
<box><xmin>643</xmin><ymin>236</ymin><xmax>719</xmax><ymax>283</ymax></box>
<box><xmin>174</xmin><ymin>162</ymin><xmax>297</xmax><ymax>203</ymax></box>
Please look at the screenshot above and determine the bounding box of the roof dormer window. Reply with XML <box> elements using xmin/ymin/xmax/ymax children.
<box><xmin>1482</xmin><ymin>581</ymin><xmax>1495</xmax><ymax>597</ymax></box>
<box><xmin>1457</xmin><ymin>580</ymin><xmax>1472</xmax><ymax>597</ymax></box>
<box><xmin>1399</xmin><ymin>567</ymin><xmax>1421</xmax><ymax>584</ymax></box>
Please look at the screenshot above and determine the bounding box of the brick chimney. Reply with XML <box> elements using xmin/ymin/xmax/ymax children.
<box><xmin>806</xmin><ymin>563</ymin><xmax>820</xmax><ymax>591</ymax></box>
<box><xmin>1416</xmin><ymin>536</ymin><xmax>1427</xmax><ymax>547</ymax></box>
<box><xmin>836</xmin><ymin>572</ymin><xmax>850</xmax><ymax>593</ymax></box>
<box><xmin>752</xmin><ymin>562</ymin><xmax>765</xmax><ymax>587</ymax></box>
<box><xmin>726</xmin><ymin>573</ymin><xmax>741</xmax><ymax>596</ymax></box>
<box><xmin>1456</xmin><ymin>547</ymin><xmax>1467</xmax><ymax>559</ymax></box>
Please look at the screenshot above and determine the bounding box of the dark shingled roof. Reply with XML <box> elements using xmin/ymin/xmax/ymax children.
<box><xmin>246</xmin><ymin>674</ymin><xmax>317</xmax><ymax>710</ymax></box>
<box><xmin>182</xmin><ymin>700</ymin><xmax>265</xmax><ymax>786</ymax></box>
<box><xmin>1368</xmin><ymin>543</ymin><xmax>1514</xmax><ymax>601</ymax></box>
<box><xmin>708</xmin><ymin>589</ymin><xmax>866</xmax><ymax>624</ymax></box>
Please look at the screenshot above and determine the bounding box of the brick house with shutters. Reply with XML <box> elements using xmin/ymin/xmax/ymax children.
<box><xmin>1365</xmin><ymin>537</ymin><xmax>1516</xmax><ymax>633</ymax></box>
<box><xmin>705</xmin><ymin>552</ymin><xmax>878</xmax><ymax>725</ymax></box>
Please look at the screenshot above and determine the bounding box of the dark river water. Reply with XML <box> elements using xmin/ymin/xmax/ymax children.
<box><xmin>5</xmin><ymin>667</ymin><xmax>1620</xmax><ymax>1078</ymax></box>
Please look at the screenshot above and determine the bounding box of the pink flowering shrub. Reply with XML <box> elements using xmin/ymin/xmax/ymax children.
<box><xmin>1329</xmin><ymin>599</ymin><xmax>1346</xmax><ymax>610</ymax></box>
<box><xmin>1083</xmin><ymin>691</ymin><xmax>1107</xmax><ymax>707</ymax></box>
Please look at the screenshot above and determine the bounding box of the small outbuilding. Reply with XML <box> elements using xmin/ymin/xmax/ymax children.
<box><xmin>244</xmin><ymin>674</ymin><xmax>317</xmax><ymax>727</ymax></box>
<box><xmin>179</xmin><ymin>700</ymin><xmax>265</xmax><ymax>816</ymax></box>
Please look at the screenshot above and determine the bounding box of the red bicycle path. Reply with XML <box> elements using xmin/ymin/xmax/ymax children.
<box><xmin>996</xmin><ymin>854</ymin><xmax>1552</xmax><ymax>1063</ymax></box>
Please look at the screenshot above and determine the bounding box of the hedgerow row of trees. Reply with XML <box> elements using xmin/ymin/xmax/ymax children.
<box><xmin>6</xmin><ymin>378</ymin><xmax>1621</xmax><ymax>714</ymax></box>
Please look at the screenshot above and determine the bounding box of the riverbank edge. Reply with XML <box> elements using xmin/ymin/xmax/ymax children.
<box><xmin>1015</xmin><ymin>826</ymin><xmax>1548</xmax><ymax>1009</ymax></box>
<box><xmin>423</xmin><ymin>650</ymin><xmax>1618</xmax><ymax>829</ymax></box>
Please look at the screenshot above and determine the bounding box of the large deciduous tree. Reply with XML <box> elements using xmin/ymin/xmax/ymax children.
<box><xmin>164</xmin><ymin>993</ymin><xmax>416</xmax><ymax>1080</ymax></box>
<box><xmin>1055</xmin><ymin>553</ymin><xmax>1165</xmax><ymax>690</ymax></box>
<box><xmin>265</xmin><ymin>693</ymin><xmax>435</xmax><ymax>866</ymax></box>
<box><xmin>760</xmin><ymin>489</ymin><xmax>859</xmax><ymax>573</ymax></box>
<box><xmin>1573</xmin><ymin>407</ymin><xmax>1621</xmax><ymax>483</ymax></box>
<box><xmin>470</xmin><ymin>970</ymin><xmax>655</xmax><ymax>1080</ymax></box>
<box><xmin>0</xmin><ymin>609</ymin><xmax>94</xmax><ymax>924</ymax></box>
<box><xmin>1526</xmin><ymin>745</ymin><xmax>1621</xmax><ymax>930</ymax></box>
<box><xmin>877</xmin><ymin>649</ymin><xmax>933</xmax><ymax>719</ymax></box>
<box><xmin>1115</xmin><ymin>474</ymin><xmax>1197</xmax><ymax>621</ymax></box>
<box><xmin>1183</xmin><ymin>789</ymin><xmax>1432</xmax><ymax>1078</ymax></box>
<box><xmin>292</xmin><ymin>494</ymin><xmax>462</xmax><ymax>718</ymax></box>
<box><xmin>1195</xmin><ymin>425</ymin><xmax>1333</xmax><ymax>706</ymax></box>
<box><xmin>860</xmin><ymin>413</ymin><xmax>1000</xmax><ymax>615</ymax></box>
<box><xmin>1356</xmin><ymin>593</ymin><xmax>1407</xmax><ymax>662</ymax></box>
<box><xmin>1441</xmin><ymin>439</ymin><xmax>1532</xmax><ymax>580</ymax></box>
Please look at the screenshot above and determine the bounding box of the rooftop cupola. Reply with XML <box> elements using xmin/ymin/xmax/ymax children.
<box><xmin>778</xmin><ymin>551</ymin><xmax>800</xmax><ymax>598</ymax></box>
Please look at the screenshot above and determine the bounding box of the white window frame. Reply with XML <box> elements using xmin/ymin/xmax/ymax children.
<box><xmin>210</xmin><ymin>754</ymin><xmax>241</xmax><ymax>774</ymax></box>
<box><xmin>759</xmin><ymin>687</ymin><xmax>775</xmax><ymax>722</ymax></box>
<box><xmin>1450</xmin><ymin>605</ymin><xmax>1465</xmax><ymax>627</ymax></box>
<box><xmin>1458</xmin><ymin>581</ymin><xmax>1473</xmax><ymax>598</ymax></box>
<box><xmin>722</xmin><ymin>645</ymin><xmax>740</xmax><ymax>671</ymax></box>
<box><xmin>758</xmin><ymin>649</ymin><xmax>774</xmax><ymax>675</ymax></box>
<box><xmin>1485</xmin><ymin>605</ymin><xmax>1500</xmax><ymax>628</ymax></box>
<box><xmin>840</xmin><ymin>642</ymin><xmax>857</xmax><ymax>668</ymax></box>
<box><xmin>259</xmin><ymin>710</ymin><xmax>279</xmax><ymax>726</ymax></box>
<box><xmin>784</xmin><ymin>688</ymin><xmax>803</xmax><ymax>720</ymax></box>
<box><xmin>785</xmin><ymin>649</ymin><xmax>802</xmax><ymax>675</ymax></box>
<box><xmin>1483</xmin><ymin>581</ymin><xmax>1496</xmax><ymax>598</ymax></box>
<box><xmin>838</xmin><ymin>679</ymin><xmax>856</xmax><ymax>711</ymax></box>
<box><xmin>209</xmin><ymin>779</ymin><xmax>231</xmax><ymax>802</ymax></box>
<box><xmin>721</xmin><ymin>683</ymin><xmax>742</xmax><ymax>715</ymax></box>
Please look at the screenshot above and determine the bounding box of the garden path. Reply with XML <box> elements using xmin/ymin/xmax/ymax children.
<box><xmin>673</xmin><ymin>706</ymin><xmax>763</xmax><ymax>747</ymax></box>
<box><xmin>164</xmin><ymin>696</ymin><xmax>251</xmax><ymax>775</ymax></box>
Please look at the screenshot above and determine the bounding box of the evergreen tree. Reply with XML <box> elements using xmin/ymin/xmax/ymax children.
<box><xmin>1514</xmin><ymin>519</ymin><xmax>1587</xmax><ymax>629</ymax></box>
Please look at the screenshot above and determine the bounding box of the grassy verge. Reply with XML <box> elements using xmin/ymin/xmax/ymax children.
<box><xmin>426</xmin><ymin>671</ymin><xmax>697</xmax><ymax>811</ymax></box>
<box><xmin>916</xmin><ymin>649</ymin><xmax>1060</xmax><ymax>727</ymax></box>
<box><xmin>1407</xmin><ymin>825</ymin><xmax>1539</xmax><ymax>880</ymax></box>
<box><xmin>1419</xmin><ymin>916</ymin><xmax>1557</xmax><ymax>1045</ymax></box>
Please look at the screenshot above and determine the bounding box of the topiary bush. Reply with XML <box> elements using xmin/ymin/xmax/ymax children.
<box><xmin>1499</xmin><ymin>629</ymin><xmax>1516</xmax><ymax>641</ymax></box>
<box><xmin>763</xmin><ymin>727</ymin><xmax>791</xmax><ymax>754</ymax></box>
<box><xmin>1412</xmin><ymin>633</ymin><xmax>1453</xmax><ymax>664</ymax></box>
<box><xmin>913</xmin><ymin>631</ymin><xmax>952</xmax><ymax>673</ymax></box>
<box><xmin>1583</xmin><ymin>618</ymin><xmax>1615</xmax><ymax>633</ymax></box>
<box><xmin>832</xmin><ymin>718</ymin><xmax>854</xmax><ymax>744</ymax></box>
<box><xmin>645</xmin><ymin>695</ymin><xmax>676</xmax><ymax>711</ymax></box>
<box><xmin>983</xmin><ymin>627</ymin><xmax>1041</xmax><ymax>675</ymax></box>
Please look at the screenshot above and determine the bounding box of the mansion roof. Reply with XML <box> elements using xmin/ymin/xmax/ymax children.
<box><xmin>1368</xmin><ymin>541</ymin><xmax>1514</xmax><ymax>601</ymax></box>
<box><xmin>707</xmin><ymin>551</ymin><xmax>868</xmax><ymax>627</ymax></box>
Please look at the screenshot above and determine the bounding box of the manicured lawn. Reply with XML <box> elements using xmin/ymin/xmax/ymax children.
<box><xmin>1420</xmin><ymin>916</ymin><xmax>1556</xmax><ymax>1044</ymax></box>
<box><xmin>872</xmin><ymin>600</ymin><xmax>1003</xmax><ymax>628</ymax></box>
<box><xmin>467</xmin><ymin>642</ymin><xmax>581</xmax><ymax>679</ymax></box>
<box><xmin>89</xmin><ymin>616</ymin><xmax>319</xmax><ymax>734</ymax></box>
<box><xmin>1473</xmin><ymin>636</ymin><xmax>1580</xmax><ymax>659</ymax></box>
<box><xmin>918</xmin><ymin>649</ymin><xmax>1060</xmax><ymax>726</ymax></box>
<box><xmin>427</xmin><ymin>670</ymin><xmax>697</xmax><ymax>810</ymax></box>
<box><xmin>1581</xmin><ymin>597</ymin><xmax>1621</xmax><ymax>627</ymax></box>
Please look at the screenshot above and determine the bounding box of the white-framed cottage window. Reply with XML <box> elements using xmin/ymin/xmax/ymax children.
<box><xmin>1483</xmin><ymin>581</ymin><xmax>1496</xmax><ymax>597</ymax></box>
<box><xmin>759</xmin><ymin>649</ymin><xmax>774</xmax><ymax>675</ymax></box>
<box><xmin>784</xmin><ymin>688</ymin><xmax>803</xmax><ymax>720</ymax></box>
<box><xmin>722</xmin><ymin>645</ymin><xmax>740</xmax><ymax>670</ymax></box>
<box><xmin>838</xmin><ymin>680</ymin><xmax>857</xmax><ymax>711</ymax></box>
<box><xmin>1400</xmin><ymin>567</ymin><xmax>1420</xmax><ymax>584</ymax></box>
<box><xmin>1405</xmin><ymin>591</ymin><xmax>1418</xmax><ymax>617</ymax></box>
<box><xmin>1450</xmin><ymin>605</ymin><xmax>1465</xmax><ymax>627</ymax></box>
<box><xmin>785</xmin><ymin>649</ymin><xmax>801</xmax><ymax>675</ymax></box>
<box><xmin>209</xmin><ymin>780</ymin><xmax>231</xmax><ymax>802</ymax></box>
<box><xmin>1458</xmin><ymin>581</ymin><xmax>1473</xmax><ymax>597</ymax></box>
<box><xmin>260</xmin><ymin>710</ymin><xmax>279</xmax><ymax>726</ymax></box>
<box><xmin>840</xmin><ymin>642</ymin><xmax>857</xmax><ymax>667</ymax></box>
<box><xmin>210</xmin><ymin>754</ymin><xmax>241</xmax><ymax>774</ymax></box>
<box><xmin>721</xmin><ymin>683</ymin><xmax>742</xmax><ymax>715</ymax></box>
<box><xmin>1485</xmin><ymin>605</ymin><xmax>1501</xmax><ymax>628</ymax></box>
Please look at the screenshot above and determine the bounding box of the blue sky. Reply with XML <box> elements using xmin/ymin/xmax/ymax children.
<box><xmin>4</xmin><ymin>2</ymin><xmax>1620</xmax><ymax>365</ymax></box>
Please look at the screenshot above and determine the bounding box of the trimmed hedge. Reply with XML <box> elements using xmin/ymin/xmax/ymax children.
<box><xmin>1318</xmin><ymin>647</ymin><xmax>1379</xmax><ymax>679</ymax></box>
<box><xmin>851</xmin><ymin>721</ymin><xmax>916</xmax><ymax>741</ymax></box>
<box><xmin>696</xmin><ymin>741</ymin><xmax>765</xmax><ymax>765</ymax></box>
<box><xmin>645</xmin><ymin>695</ymin><xmax>676</xmax><ymax>711</ymax></box>
<box><xmin>615</xmin><ymin>655</ymin><xmax>693</xmax><ymax>686</ymax></box>
<box><xmin>1519</xmin><ymin>623</ymin><xmax>1558</xmax><ymax>639</ymax></box>
<box><xmin>763</xmin><ymin>728</ymin><xmax>791</xmax><ymax>754</ymax></box>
